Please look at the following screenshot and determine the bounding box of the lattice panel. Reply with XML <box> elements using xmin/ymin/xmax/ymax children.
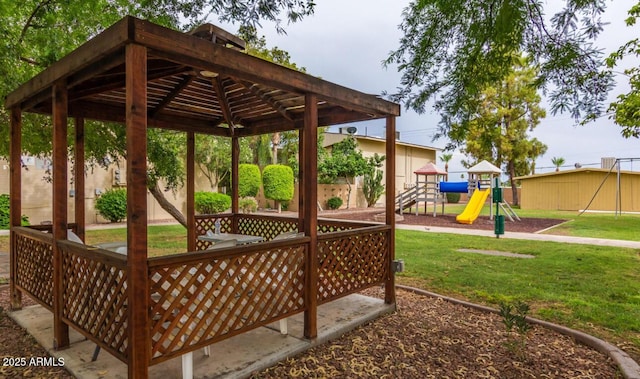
<box><xmin>236</xmin><ymin>215</ymin><xmax>298</xmax><ymax>241</ymax></box>
<box><xmin>61</xmin><ymin>247</ymin><xmax>128</xmax><ymax>361</ymax></box>
<box><xmin>194</xmin><ymin>215</ymin><xmax>233</xmax><ymax>250</ymax></box>
<box><xmin>149</xmin><ymin>244</ymin><xmax>306</xmax><ymax>362</ymax></box>
<box><xmin>317</xmin><ymin>229</ymin><xmax>389</xmax><ymax>304</ymax></box>
<box><xmin>14</xmin><ymin>231</ymin><xmax>54</xmax><ymax>309</ymax></box>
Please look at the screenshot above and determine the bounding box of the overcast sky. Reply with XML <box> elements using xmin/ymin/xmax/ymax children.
<box><xmin>221</xmin><ymin>0</ymin><xmax>639</xmax><ymax>176</ymax></box>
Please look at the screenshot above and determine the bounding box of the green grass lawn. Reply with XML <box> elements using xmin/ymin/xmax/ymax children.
<box><xmin>395</xmin><ymin>229</ymin><xmax>640</xmax><ymax>354</ymax></box>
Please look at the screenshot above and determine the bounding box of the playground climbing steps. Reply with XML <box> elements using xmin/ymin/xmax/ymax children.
<box><xmin>498</xmin><ymin>201</ymin><xmax>521</xmax><ymax>221</ymax></box>
<box><xmin>456</xmin><ymin>188</ymin><xmax>490</xmax><ymax>224</ymax></box>
<box><xmin>395</xmin><ymin>186</ymin><xmax>418</xmax><ymax>213</ymax></box>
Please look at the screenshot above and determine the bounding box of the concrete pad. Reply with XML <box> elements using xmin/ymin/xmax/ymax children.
<box><xmin>9</xmin><ymin>294</ymin><xmax>393</xmax><ymax>379</ymax></box>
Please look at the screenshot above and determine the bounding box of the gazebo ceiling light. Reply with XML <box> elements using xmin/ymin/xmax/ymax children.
<box><xmin>199</xmin><ymin>70</ymin><xmax>219</xmax><ymax>78</ymax></box>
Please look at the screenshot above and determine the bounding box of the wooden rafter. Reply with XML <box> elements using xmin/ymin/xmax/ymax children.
<box><xmin>211</xmin><ymin>76</ymin><xmax>235</xmax><ymax>134</ymax></box>
<box><xmin>240</xmin><ymin>80</ymin><xmax>293</xmax><ymax>121</ymax></box>
<box><xmin>148</xmin><ymin>74</ymin><xmax>194</xmax><ymax>118</ymax></box>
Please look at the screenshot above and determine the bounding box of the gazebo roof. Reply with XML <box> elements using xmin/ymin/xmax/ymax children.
<box><xmin>4</xmin><ymin>16</ymin><xmax>400</xmax><ymax>137</ymax></box>
<box><xmin>467</xmin><ymin>160</ymin><xmax>502</xmax><ymax>174</ymax></box>
<box><xmin>414</xmin><ymin>162</ymin><xmax>447</xmax><ymax>175</ymax></box>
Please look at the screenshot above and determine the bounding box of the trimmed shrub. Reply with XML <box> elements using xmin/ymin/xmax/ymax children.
<box><xmin>446</xmin><ymin>192</ymin><xmax>461</xmax><ymax>203</ymax></box>
<box><xmin>239</xmin><ymin>196</ymin><xmax>258</xmax><ymax>213</ymax></box>
<box><xmin>262</xmin><ymin>165</ymin><xmax>294</xmax><ymax>202</ymax></box>
<box><xmin>0</xmin><ymin>194</ymin><xmax>29</xmax><ymax>229</ymax></box>
<box><xmin>327</xmin><ymin>196</ymin><xmax>343</xmax><ymax>210</ymax></box>
<box><xmin>95</xmin><ymin>188</ymin><xmax>127</xmax><ymax>223</ymax></box>
<box><xmin>195</xmin><ymin>192</ymin><xmax>231</xmax><ymax>214</ymax></box>
<box><xmin>239</xmin><ymin>164</ymin><xmax>261</xmax><ymax>197</ymax></box>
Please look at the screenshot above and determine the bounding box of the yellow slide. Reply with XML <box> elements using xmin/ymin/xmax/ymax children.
<box><xmin>456</xmin><ymin>189</ymin><xmax>490</xmax><ymax>224</ymax></box>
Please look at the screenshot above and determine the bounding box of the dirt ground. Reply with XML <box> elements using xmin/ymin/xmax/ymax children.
<box><xmin>0</xmin><ymin>211</ymin><xmax>625</xmax><ymax>378</ymax></box>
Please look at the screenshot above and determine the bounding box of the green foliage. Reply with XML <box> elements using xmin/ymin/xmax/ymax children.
<box><xmin>385</xmin><ymin>0</ymin><xmax>615</xmax><ymax>143</ymax></box>
<box><xmin>319</xmin><ymin>136</ymin><xmax>369</xmax><ymax>208</ymax></box>
<box><xmin>195</xmin><ymin>192</ymin><xmax>231</xmax><ymax>214</ymax></box>
<box><xmin>499</xmin><ymin>300</ymin><xmax>532</xmax><ymax>360</ymax></box>
<box><xmin>0</xmin><ymin>194</ymin><xmax>29</xmax><ymax>229</ymax></box>
<box><xmin>362</xmin><ymin>154</ymin><xmax>386</xmax><ymax>207</ymax></box>
<box><xmin>551</xmin><ymin>157</ymin><xmax>565</xmax><ymax>171</ymax></box>
<box><xmin>458</xmin><ymin>57</ymin><xmax>547</xmax><ymax>206</ymax></box>
<box><xmin>327</xmin><ymin>196</ymin><xmax>343</xmax><ymax>210</ymax></box>
<box><xmin>238</xmin><ymin>164</ymin><xmax>262</xmax><ymax>197</ymax></box>
<box><xmin>262</xmin><ymin>164</ymin><xmax>294</xmax><ymax>202</ymax></box>
<box><xmin>445</xmin><ymin>192</ymin><xmax>461</xmax><ymax>203</ymax></box>
<box><xmin>95</xmin><ymin>189</ymin><xmax>127</xmax><ymax>223</ymax></box>
<box><xmin>239</xmin><ymin>196</ymin><xmax>258</xmax><ymax>213</ymax></box>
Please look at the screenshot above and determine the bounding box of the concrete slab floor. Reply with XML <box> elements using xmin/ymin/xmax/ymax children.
<box><xmin>9</xmin><ymin>294</ymin><xmax>394</xmax><ymax>379</ymax></box>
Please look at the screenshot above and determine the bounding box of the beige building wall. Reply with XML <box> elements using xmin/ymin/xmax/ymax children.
<box><xmin>518</xmin><ymin>169</ymin><xmax>640</xmax><ymax>212</ymax></box>
<box><xmin>1</xmin><ymin>158</ymin><xmax>192</xmax><ymax>225</ymax></box>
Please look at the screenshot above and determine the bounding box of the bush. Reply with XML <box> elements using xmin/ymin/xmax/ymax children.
<box><xmin>238</xmin><ymin>164</ymin><xmax>261</xmax><ymax>197</ymax></box>
<box><xmin>239</xmin><ymin>196</ymin><xmax>258</xmax><ymax>213</ymax></box>
<box><xmin>0</xmin><ymin>194</ymin><xmax>29</xmax><ymax>229</ymax></box>
<box><xmin>262</xmin><ymin>165</ymin><xmax>294</xmax><ymax>202</ymax></box>
<box><xmin>446</xmin><ymin>192</ymin><xmax>461</xmax><ymax>203</ymax></box>
<box><xmin>195</xmin><ymin>192</ymin><xmax>231</xmax><ymax>214</ymax></box>
<box><xmin>327</xmin><ymin>196</ymin><xmax>343</xmax><ymax>210</ymax></box>
<box><xmin>95</xmin><ymin>188</ymin><xmax>127</xmax><ymax>223</ymax></box>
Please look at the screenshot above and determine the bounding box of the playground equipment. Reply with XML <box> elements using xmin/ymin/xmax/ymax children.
<box><xmin>395</xmin><ymin>163</ymin><xmax>447</xmax><ymax>216</ymax></box>
<box><xmin>456</xmin><ymin>188</ymin><xmax>490</xmax><ymax>224</ymax></box>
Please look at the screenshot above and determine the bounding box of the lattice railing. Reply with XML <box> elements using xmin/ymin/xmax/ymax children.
<box><xmin>194</xmin><ymin>214</ymin><xmax>233</xmax><ymax>250</ymax></box>
<box><xmin>12</xmin><ymin>227</ymin><xmax>55</xmax><ymax>310</ymax></box>
<box><xmin>236</xmin><ymin>214</ymin><xmax>299</xmax><ymax>241</ymax></box>
<box><xmin>317</xmin><ymin>225</ymin><xmax>390</xmax><ymax>304</ymax></box>
<box><xmin>58</xmin><ymin>241</ymin><xmax>129</xmax><ymax>362</ymax></box>
<box><xmin>317</xmin><ymin>218</ymin><xmax>376</xmax><ymax>234</ymax></box>
<box><xmin>148</xmin><ymin>240</ymin><xmax>307</xmax><ymax>364</ymax></box>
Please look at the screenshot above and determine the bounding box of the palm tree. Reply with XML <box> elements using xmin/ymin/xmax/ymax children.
<box><xmin>551</xmin><ymin>157</ymin><xmax>565</xmax><ymax>172</ymax></box>
<box><xmin>440</xmin><ymin>153</ymin><xmax>453</xmax><ymax>174</ymax></box>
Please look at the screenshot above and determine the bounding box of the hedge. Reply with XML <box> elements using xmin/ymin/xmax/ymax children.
<box><xmin>238</xmin><ymin>164</ymin><xmax>261</xmax><ymax>197</ymax></box>
<box><xmin>0</xmin><ymin>194</ymin><xmax>29</xmax><ymax>229</ymax></box>
<box><xmin>262</xmin><ymin>164</ymin><xmax>294</xmax><ymax>202</ymax></box>
<box><xmin>195</xmin><ymin>192</ymin><xmax>231</xmax><ymax>214</ymax></box>
<box><xmin>95</xmin><ymin>188</ymin><xmax>127</xmax><ymax>223</ymax></box>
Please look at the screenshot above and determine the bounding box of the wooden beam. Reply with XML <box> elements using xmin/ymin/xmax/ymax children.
<box><xmin>9</xmin><ymin>107</ymin><xmax>22</xmax><ymax>310</ymax></box>
<box><xmin>74</xmin><ymin>118</ymin><xmax>86</xmax><ymax>241</ymax></box>
<box><xmin>385</xmin><ymin>116</ymin><xmax>396</xmax><ymax>305</ymax></box>
<box><xmin>211</xmin><ymin>76</ymin><xmax>235</xmax><ymax>134</ymax></box>
<box><xmin>52</xmin><ymin>80</ymin><xmax>70</xmax><ymax>349</ymax></box>
<box><xmin>187</xmin><ymin>132</ymin><xmax>196</xmax><ymax>252</ymax></box>
<box><xmin>125</xmin><ymin>43</ymin><xmax>149</xmax><ymax>379</ymax></box>
<box><xmin>303</xmin><ymin>93</ymin><xmax>318</xmax><ymax>339</ymax></box>
<box><xmin>240</xmin><ymin>80</ymin><xmax>293</xmax><ymax>121</ymax></box>
<box><xmin>5</xmin><ymin>17</ymin><xmax>131</xmax><ymax>109</ymax></box>
<box><xmin>148</xmin><ymin>74</ymin><xmax>194</xmax><ymax>118</ymax></box>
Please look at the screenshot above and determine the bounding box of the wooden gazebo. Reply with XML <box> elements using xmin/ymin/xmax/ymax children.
<box><xmin>5</xmin><ymin>17</ymin><xmax>400</xmax><ymax>378</ymax></box>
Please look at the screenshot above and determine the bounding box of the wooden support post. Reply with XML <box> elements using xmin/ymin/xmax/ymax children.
<box><xmin>74</xmin><ymin>118</ymin><xmax>85</xmax><ymax>240</ymax></box>
<box><xmin>303</xmin><ymin>94</ymin><xmax>318</xmax><ymax>339</ymax></box>
<box><xmin>52</xmin><ymin>80</ymin><xmax>70</xmax><ymax>349</ymax></box>
<box><xmin>9</xmin><ymin>107</ymin><xmax>22</xmax><ymax>310</ymax></box>
<box><xmin>186</xmin><ymin>132</ymin><xmax>196</xmax><ymax>252</ymax></box>
<box><xmin>385</xmin><ymin>116</ymin><xmax>396</xmax><ymax>305</ymax></box>
<box><xmin>297</xmin><ymin>129</ymin><xmax>306</xmax><ymax>232</ymax></box>
<box><xmin>231</xmin><ymin>136</ymin><xmax>239</xmax><ymax>232</ymax></box>
<box><xmin>126</xmin><ymin>43</ymin><xmax>150</xmax><ymax>379</ymax></box>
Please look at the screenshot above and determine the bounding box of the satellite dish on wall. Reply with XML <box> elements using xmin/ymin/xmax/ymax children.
<box><xmin>574</xmin><ymin>163</ymin><xmax>582</xmax><ymax>168</ymax></box>
<box><xmin>346</xmin><ymin>126</ymin><xmax>357</xmax><ymax>135</ymax></box>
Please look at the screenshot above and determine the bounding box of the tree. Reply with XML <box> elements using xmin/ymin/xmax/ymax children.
<box><xmin>385</xmin><ymin>0</ymin><xmax>615</xmax><ymax>147</ymax></box>
<box><xmin>606</xmin><ymin>3</ymin><xmax>640</xmax><ymax>139</ymax></box>
<box><xmin>459</xmin><ymin>58</ymin><xmax>547</xmax><ymax>206</ymax></box>
<box><xmin>0</xmin><ymin>2</ymin><xmax>312</xmax><ymax>227</ymax></box>
<box><xmin>362</xmin><ymin>154</ymin><xmax>386</xmax><ymax>208</ymax></box>
<box><xmin>551</xmin><ymin>157</ymin><xmax>566</xmax><ymax>172</ymax></box>
<box><xmin>318</xmin><ymin>136</ymin><xmax>369</xmax><ymax>209</ymax></box>
<box><xmin>439</xmin><ymin>153</ymin><xmax>453</xmax><ymax>178</ymax></box>
<box><xmin>262</xmin><ymin>164</ymin><xmax>294</xmax><ymax>213</ymax></box>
